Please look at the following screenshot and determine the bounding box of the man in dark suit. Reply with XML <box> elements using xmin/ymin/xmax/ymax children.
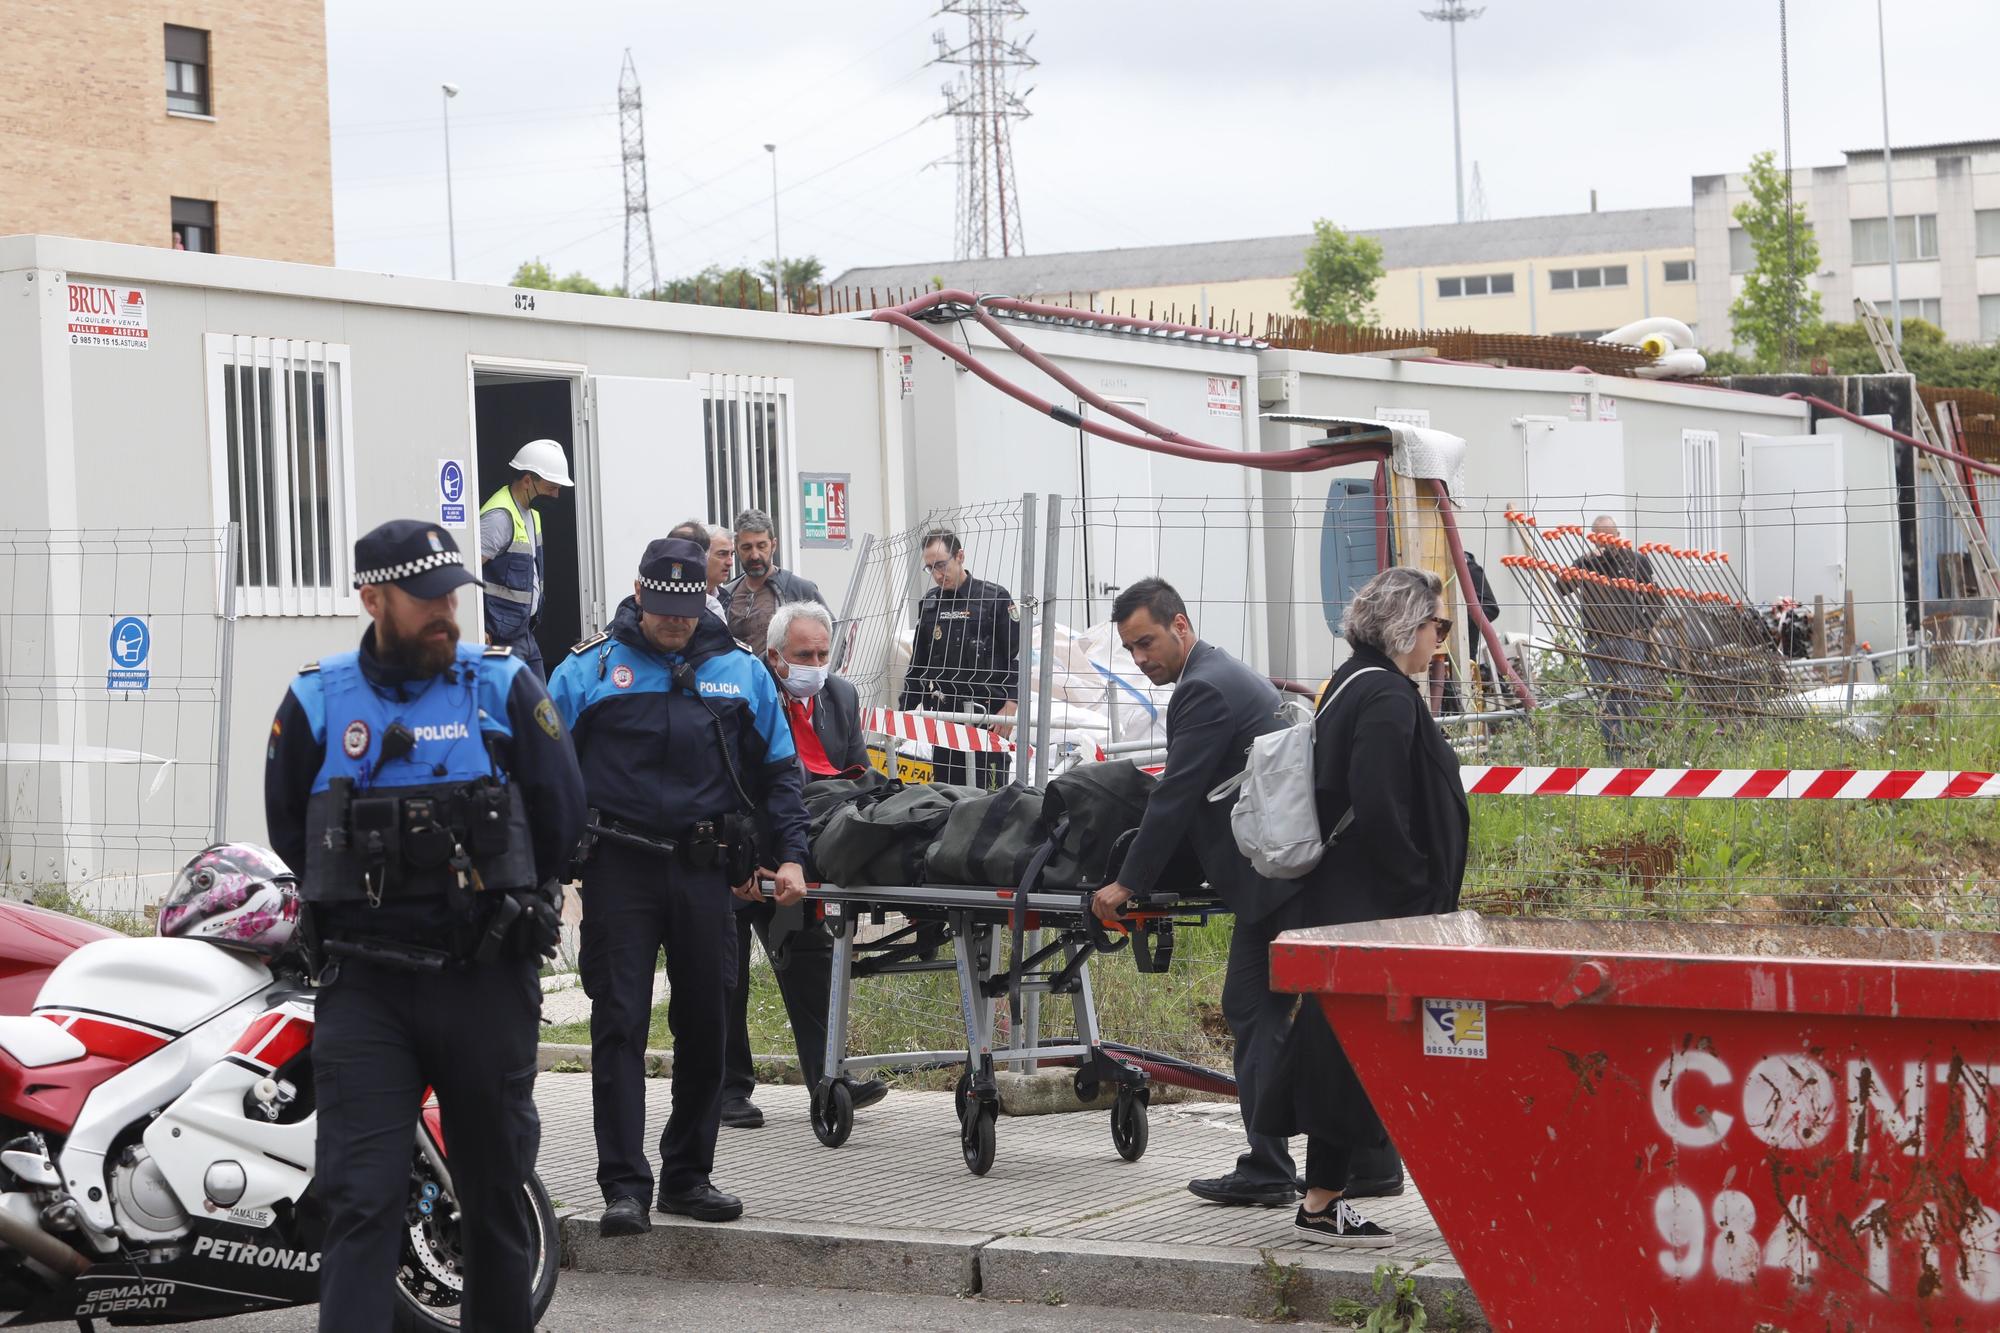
<box><xmin>1092</xmin><ymin>578</ymin><xmax>1301</xmax><ymax>1207</ymax></box>
<box><xmin>719</xmin><ymin>599</ymin><xmax>886</xmax><ymax>1128</ymax></box>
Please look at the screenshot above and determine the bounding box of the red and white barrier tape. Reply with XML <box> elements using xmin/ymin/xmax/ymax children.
<box><xmin>1462</xmin><ymin>766</ymin><xmax>2000</xmax><ymax>800</ymax></box>
<box><xmin>863</xmin><ymin>708</ymin><xmax>1015</xmax><ymax>755</ymax></box>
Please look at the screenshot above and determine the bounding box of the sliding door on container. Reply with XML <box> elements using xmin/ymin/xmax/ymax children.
<box><xmin>583</xmin><ymin>376</ymin><xmax>704</xmax><ymax>631</ymax></box>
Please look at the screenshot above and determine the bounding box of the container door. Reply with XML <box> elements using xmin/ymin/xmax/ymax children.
<box><xmin>1079</xmin><ymin>399</ymin><xmax>1158</xmax><ymax>624</ymax></box>
<box><xmin>582</xmin><ymin>376</ymin><xmax>704</xmax><ymax>632</ymax></box>
<box><xmin>1743</xmin><ymin>432</ymin><xmax>1845</xmax><ymax>606</ymax></box>
<box><xmin>1521</xmin><ymin>419</ymin><xmax>1629</xmax><ymax>532</ymax></box>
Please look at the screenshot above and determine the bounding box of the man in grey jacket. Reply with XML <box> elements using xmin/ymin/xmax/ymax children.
<box><xmin>723</xmin><ymin>509</ymin><xmax>825</xmax><ymax>650</ymax></box>
<box><xmin>1092</xmin><ymin>578</ymin><xmax>1301</xmax><ymax>1207</ymax></box>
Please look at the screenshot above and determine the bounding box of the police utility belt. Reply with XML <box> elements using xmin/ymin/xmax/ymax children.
<box><xmin>306</xmin><ymin>775</ymin><xmax>536</xmax><ymax>908</ymax></box>
<box><xmin>575</xmin><ymin>809</ymin><xmax>758</xmax><ymax>884</ymax></box>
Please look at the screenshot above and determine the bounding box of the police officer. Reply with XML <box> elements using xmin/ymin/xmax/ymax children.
<box><xmin>548</xmin><ymin>536</ymin><xmax>812</xmax><ymax>1238</ymax></box>
<box><xmin>479</xmin><ymin>438</ymin><xmax>574</xmax><ymax>678</ymax></box>
<box><xmin>898</xmin><ymin>527</ymin><xmax>1021</xmax><ymax>788</ymax></box>
<box><xmin>263</xmin><ymin>519</ymin><xmax>585</xmax><ymax>1333</ymax></box>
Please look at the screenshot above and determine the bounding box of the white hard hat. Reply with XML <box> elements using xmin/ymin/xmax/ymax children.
<box><xmin>508</xmin><ymin>439</ymin><xmax>574</xmax><ymax>487</ymax></box>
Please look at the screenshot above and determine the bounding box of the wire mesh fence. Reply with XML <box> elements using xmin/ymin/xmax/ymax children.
<box><xmin>807</xmin><ymin>482</ymin><xmax>2000</xmax><ymax>1077</ymax></box>
<box><xmin>0</xmin><ymin>528</ymin><xmax>235</xmax><ymax>929</ymax></box>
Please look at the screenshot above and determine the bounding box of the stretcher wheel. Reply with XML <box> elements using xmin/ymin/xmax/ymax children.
<box><xmin>1111</xmin><ymin>1091</ymin><xmax>1149</xmax><ymax>1162</ymax></box>
<box><xmin>811</xmin><ymin>1079</ymin><xmax>854</xmax><ymax>1148</ymax></box>
<box><xmin>954</xmin><ymin>1066</ymin><xmax>972</xmax><ymax>1125</ymax></box>
<box><xmin>962</xmin><ymin>1101</ymin><xmax>997</xmax><ymax>1176</ymax></box>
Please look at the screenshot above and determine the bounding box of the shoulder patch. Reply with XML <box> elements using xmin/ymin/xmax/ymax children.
<box><xmin>483</xmin><ymin>644</ymin><xmax>515</xmax><ymax>658</ymax></box>
<box><xmin>297</xmin><ymin>660</ymin><xmax>320</xmax><ymax>674</ymax></box>
<box><xmin>571</xmin><ymin>630</ymin><xmax>609</xmax><ymax>655</ymax></box>
<box><xmin>533</xmin><ymin>697</ymin><xmax>563</xmax><ymax>740</ymax></box>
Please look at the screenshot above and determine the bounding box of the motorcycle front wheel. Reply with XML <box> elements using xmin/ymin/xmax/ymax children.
<box><xmin>392</xmin><ymin>1147</ymin><xmax>560</xmax><ymax>1332</ymax></box>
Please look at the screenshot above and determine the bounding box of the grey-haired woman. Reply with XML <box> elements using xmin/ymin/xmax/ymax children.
<box><xmin>1252</xmin><ymin>566</ymin><xmax>1471</xmax><ymax>1248</ymax></box>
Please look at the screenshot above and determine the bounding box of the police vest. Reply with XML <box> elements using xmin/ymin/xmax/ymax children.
<box><xmin>480</xmin><ymin>485</ymin><xmax>544</xmax><ymax>638</ymax></box>
<box><xmin>300</xmin><ymin>644</ymin><xmax>535</xmax><ymax>904</ymax></box>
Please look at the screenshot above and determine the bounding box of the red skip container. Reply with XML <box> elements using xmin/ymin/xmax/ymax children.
<box><xmin>1270</xmin><ymin>913</ymin><xmax>2000</xmax><ymax>1331</ymax></box>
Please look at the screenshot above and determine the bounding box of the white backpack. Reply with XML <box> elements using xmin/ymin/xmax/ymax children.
<box><xmin>1207</xmin><ymin>668</ymin><xmax>1385</xmax><ymax>880</ymax></box>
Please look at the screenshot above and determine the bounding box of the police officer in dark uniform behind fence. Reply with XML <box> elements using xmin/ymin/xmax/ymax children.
<box><xmin>264</xmin><ymin>519</ymin><xmax>584</xmax><ymax>1333</ymax></box>
<box><xmin>898</xmin><ymin>528</ymin><xmax>1021</xmax><ymax>788</ymax></box>
<box><xmin>548</xmin><ymin>536</ymin><xmax>812</xmax><ymax>1238</ymax></box>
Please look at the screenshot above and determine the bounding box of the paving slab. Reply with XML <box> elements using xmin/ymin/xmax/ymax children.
<box><xmin>530</xmin><ymin>1074</ymin><xmax>1482</xmax><ymax>1325</ymax></box>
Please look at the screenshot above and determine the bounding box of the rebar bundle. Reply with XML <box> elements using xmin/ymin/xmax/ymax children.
<box><xmin>1500</xmin><ymin>509</ymin><xmax>1807</xmax><ymax>720</ymax></box>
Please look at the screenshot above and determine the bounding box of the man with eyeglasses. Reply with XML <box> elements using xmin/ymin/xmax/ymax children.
<box><xmin>898</xmin><ymin>529</ymin><xmax>1020</xmax><ymax>788</ymax></box>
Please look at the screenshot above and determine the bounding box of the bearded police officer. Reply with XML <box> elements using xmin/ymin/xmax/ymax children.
<box><xmin>898</xmin><ymin>528</ymin><xmax>1021</xmax><ymax>788</ymax></box>
<box><xmin>548</xmin><ymin>536</ymin><xmax>812</xmax><ymax>1238</ymax></box>
<box><xmin>264</xmin><ymin>519</ymin><xmax>585</xmax><ymax>1333</ymax></box>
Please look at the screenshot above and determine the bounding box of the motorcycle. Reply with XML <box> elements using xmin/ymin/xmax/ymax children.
<box><xmin>0</xmin><ymin>909</ymin><xmax>560</xmax><ymax>1328</ymax></box>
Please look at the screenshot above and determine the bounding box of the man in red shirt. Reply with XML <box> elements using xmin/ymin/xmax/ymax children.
<box><xmin>719</xmin><ymin>600</ymin><xmax>885</xmax><ymax>1128</ymax></box>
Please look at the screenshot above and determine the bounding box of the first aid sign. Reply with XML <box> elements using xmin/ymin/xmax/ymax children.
<box><xmin>67</xmin><ymin>282</ymin><xmax>149</xmax><ymax>350</ymax></box>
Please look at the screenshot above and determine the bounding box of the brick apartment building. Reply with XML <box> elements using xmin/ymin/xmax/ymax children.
<box><xmin>0</xmin><ymin>2</ymin><xmax>332</xmax><ymax>264</ymax></box>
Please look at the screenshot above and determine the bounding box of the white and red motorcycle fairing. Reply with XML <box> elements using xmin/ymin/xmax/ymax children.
<box><xmin>0</xmin><ymin>935</ymin><xmax>556</xmax><ymax>1328</ymax></box>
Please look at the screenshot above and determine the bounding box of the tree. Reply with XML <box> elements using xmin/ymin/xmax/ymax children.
<box><xmin>1728</xmin><ymin>150</ymin><xmax>1822</xmax><ymax>370</ymax></box>
<box><xmin>758</xmin><ymin>256</ymin><xmax>825</xmax><ymax>305</ymax></box>
<box><xmin>509</xmin><ymin>260</ymin><xmax>623</xmax><ymax>297</ymax></box>
<box><xmin>655</xmin><ymin>265</ymin><xmax>777</xmax><ymax>308</ymax></box>
<box><xmin>1291</xmin><ymin>220</ymin><xmax>1385</xmax><ymax>326</ymax></box>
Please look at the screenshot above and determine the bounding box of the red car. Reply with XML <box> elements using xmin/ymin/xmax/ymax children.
<box><xmin>0</xmin><ymin>900</ymin><xmax>121</xmax><ymax>1014</ymax></box>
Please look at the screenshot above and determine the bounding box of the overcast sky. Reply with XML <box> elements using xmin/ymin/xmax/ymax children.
<box><xmin>327</xmin><ymin>0</ymin><xmax>2000</xmax><ymax>289</ymax></box>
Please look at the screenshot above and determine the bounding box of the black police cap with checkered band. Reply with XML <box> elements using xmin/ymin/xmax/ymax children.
<box><xmin>636</xmin><ymin>536</ymin><xmax>708</xmax><ymax>618</ymax></box>
<box><xmin>351</xmin><ymin>519</ymin><xmax>478</xmax><ymax>599</ymax></box>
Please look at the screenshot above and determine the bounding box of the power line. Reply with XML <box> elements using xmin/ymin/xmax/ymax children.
<box><xmin>619</xmin><ymin>49</ymin><xmax>661</xmax><ymax>299</ymax></box>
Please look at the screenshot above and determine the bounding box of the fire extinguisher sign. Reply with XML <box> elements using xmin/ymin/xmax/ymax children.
<box><xmin>1422</xmin><ymin>999</ymin><xmax>1487</xmax><ymax>1059</ymax></box>
<box><xmin>800</xmin><ymin>472</ymin><xmax>851</xmax><ymax>549</ymax></box>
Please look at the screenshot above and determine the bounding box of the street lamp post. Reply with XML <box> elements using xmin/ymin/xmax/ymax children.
<box><xmin>765</xmin><ymin>142</ymin><xmax>784</xmax><ymax>314</ymax></box>
<box><xmin>1419</xmin><ymin>2</ymin><xmax>1484</xmax><ymax>225</ymax></box>
<box><xmin>441</xmin><ymin>82</ymin><xmax>460</xmax><ymax>280</ymax></box>
<box><xmin>1875</xmin><ymin>0</ymin><xmax>1902</xmax><ymax>347</ymax></box>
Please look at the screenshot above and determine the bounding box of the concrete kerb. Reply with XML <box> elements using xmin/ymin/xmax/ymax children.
<box><xmin>556</xmin><ymin>1213</ymin><xmax>1487</xmax><ymax>1326</ymax></box>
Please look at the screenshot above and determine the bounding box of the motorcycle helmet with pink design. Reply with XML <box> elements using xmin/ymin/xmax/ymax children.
<box><xmin>158</xmin><ymin>843</ymin><xmax>302</xmax><ymax>962</ymax></box>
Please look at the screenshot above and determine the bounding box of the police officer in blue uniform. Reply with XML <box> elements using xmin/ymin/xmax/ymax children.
<box><xmin>264</xmin><ymin>519</ymin><xmax>585</xmax><ymax>1333</ymax></box>
<box><xmin>548</xmin><ymin>536</ymin><xmax>811</xmax><ymax>1238</ymax></box>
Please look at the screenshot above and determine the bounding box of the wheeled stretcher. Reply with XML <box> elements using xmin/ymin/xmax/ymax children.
<box><xmin>803</xmin><ymin>869</ymin><xmax>1229</xmax><ymax>1177</ymax></box>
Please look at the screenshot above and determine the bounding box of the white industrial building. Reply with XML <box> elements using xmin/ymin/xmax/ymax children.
<box><xmin>1</xmin><ymin>235</ymin><xmax>1921</xmax><ymax>904</ymax></box>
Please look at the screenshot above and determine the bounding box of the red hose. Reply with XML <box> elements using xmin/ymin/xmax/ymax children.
<box><xmin>1784</xmin><ymin>394</ymin><xmax>2000</xmax><ymax>480</ymax></box>
<box><xmin>1430</xmin><ymin>478</ymin><xmax>1538</xmax><ymax>709</ymax></box>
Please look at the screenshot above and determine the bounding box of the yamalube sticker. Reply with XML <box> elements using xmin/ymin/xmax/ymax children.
<box><xmin>1422</xmin><ymin>998</ymin><xmax>1487</xmax><ymax>1059</ymax></box>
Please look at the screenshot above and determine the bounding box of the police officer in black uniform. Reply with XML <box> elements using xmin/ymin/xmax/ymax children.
<box><xmin>547</xmin><ymin>536</ymin><xmax>812</xmax><ymax>1238</ymax></box>
<box><xmin>898</xmin><ymin>527</ymin><xmax>1022</xmax><ymax>788</ymax></box>
<box><xmin>264</xmin><ymin>520</ymin><xmax>585</xmax><ymax>1333</ymax></box>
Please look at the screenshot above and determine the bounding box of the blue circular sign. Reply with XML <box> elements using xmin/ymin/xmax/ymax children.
<box><xmin>109</xmin><ymin>616</ymin><xmax>150</xmax><ymax>667</ymax></box>
<box><xmin>439</xmin><ymin>460</ymin><xmax>465</xmax><ymax>504</ymax></box>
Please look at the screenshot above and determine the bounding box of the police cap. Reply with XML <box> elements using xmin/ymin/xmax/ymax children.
<box><xmin>351</xmin><ymin>519</ymin><xmax>478</xmax><ymax>599</ymax></box>
<box><xmin>637</xmin><ymin>537</ymin><xmax>708</xmax><ymax>618</ymax></box>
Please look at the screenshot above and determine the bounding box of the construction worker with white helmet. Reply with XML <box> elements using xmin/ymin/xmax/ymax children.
<box><xmin>478</xmin><ymin>438</ymin><xmax>573</xmax><ymax>678</ymax></box>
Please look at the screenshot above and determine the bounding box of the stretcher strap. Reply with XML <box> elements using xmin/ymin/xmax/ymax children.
<box><xmin>1461</xmin><ymin>765</ymin><xmax>2000</xmax><ymax>800</ymax></box>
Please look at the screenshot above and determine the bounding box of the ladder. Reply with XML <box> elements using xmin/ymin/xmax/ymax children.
<box><xmin>1854</xmin><ymin>298</ymin><xmax>2000</xmax><ymax>599</ymax></box>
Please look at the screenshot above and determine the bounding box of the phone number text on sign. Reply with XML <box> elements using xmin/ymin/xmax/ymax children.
<box><xmin>1649</xmin><ymin>1043</ymin><xmax>2000</xmax><ymax>1304</ymax></box>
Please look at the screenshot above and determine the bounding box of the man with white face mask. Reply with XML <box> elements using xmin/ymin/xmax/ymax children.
<box><xmin>718</xmin><ymin>601</ymin><xmax>886</xmax><ymax>1128</ymax></box>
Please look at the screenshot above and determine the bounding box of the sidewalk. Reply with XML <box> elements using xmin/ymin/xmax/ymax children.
<box><xmin>534</xmin><ymin>1073</ymin><xmax>1484</xmax><ymax>1327</ymax></box>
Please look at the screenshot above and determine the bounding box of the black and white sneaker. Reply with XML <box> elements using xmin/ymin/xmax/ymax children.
<box><xmin>1295</xmin><ymin>1199</ymin><xmax>1394</xmax><ymax>1248</ymax></box>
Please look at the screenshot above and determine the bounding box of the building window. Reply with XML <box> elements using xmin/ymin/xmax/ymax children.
<box><xmin>1892</xmin><ymin>297</ymin><xmax>1942</xmax><ymax>327</ymax></box>
<box><xmin>1852</xmin><ymin>214</ymin><xmax>1939</xmax><ymax>264</ymax></box>
<box><xmin>1436</xmin><ymin>272</ymin><xmax>1514</xmax><ymax>299</ymax></box>
<box><xmin>1977</xmin><ymin>209</ymin><xmax>2000</xmax><ymax>258</ymax></box>
<box><xmin>1981</xmin><ymin>295</ymin><xmax>2000</xmax><ymax>343</ymax></box>
<box><xmin>1550</xmin><ymin>265</ymin><xmax>1628</xmax><ymax>291</ymax></box>
<box><xmin>696</xmin><ymin>372</ymin><xmax>797</xmax><ymax>566</ymax></box>
<box><xmin>1663</xmin><ymin>259</ymin><xmax>1696</xmax><ymax>283</ymax></box>
<box><xmin>172</xmin><ymin>197</ymin><xmax>216</xmax><ymax>253</ymax></box>
<box><xmin>205</xmin><ymin>336</ymin><xmax>358</xmax><ymax>615</ymax></box>
<box><xmin>165</xmin><ymin>25</ymin><xmax>209</xmax><ymax>116</ymax></box>
<box><xmin>1728</xmin><ymin>228</ymin><xmax>1754</xmax><ymax>274</ymax></box>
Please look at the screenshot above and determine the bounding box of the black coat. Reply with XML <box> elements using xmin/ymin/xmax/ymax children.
<box><xmin>898</xmin><ymin>573</ymin><xmax>1021</xmax><ymax>713</ymax></box>
<box><xmin>1117</xmin><ymin>641</ymin><xmax>1298</xmax><ymax>924</ymax></box>
<box><xmin>1252</xmin><ymin>643</ymin><xmax>1470</xmax><ymax>1144</ymax></box>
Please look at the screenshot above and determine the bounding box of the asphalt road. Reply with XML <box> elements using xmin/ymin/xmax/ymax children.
<box><xmin>142</xmin><ymin>1273</ymin><xmax>1301</xmax><ymax>1330</ymax></box>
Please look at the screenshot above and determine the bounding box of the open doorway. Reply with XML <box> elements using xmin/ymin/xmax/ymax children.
<box><xmin>472</xmin><ymin>367</ymin><xmax>584</xmax><ymax>670</ymax></box>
